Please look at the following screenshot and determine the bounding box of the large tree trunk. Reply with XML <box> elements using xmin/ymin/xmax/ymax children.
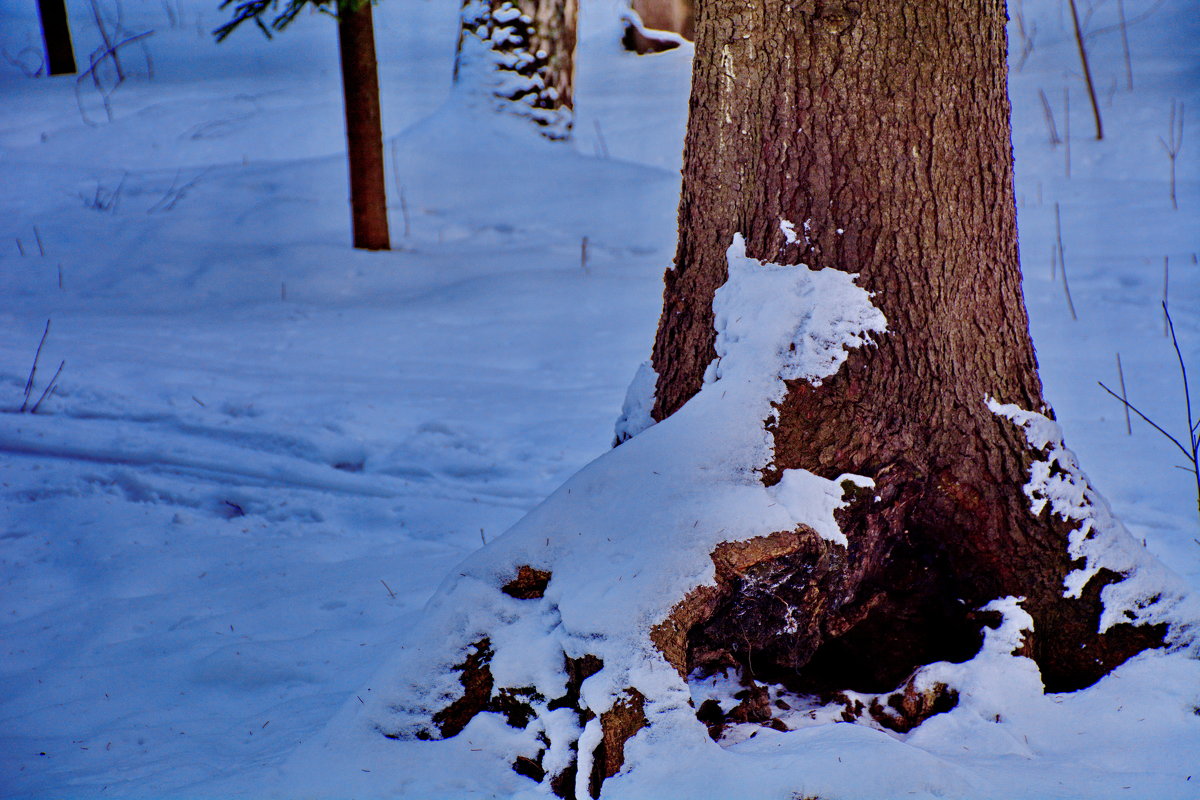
<box><xmin>37</xmin><ymin>0</ymin><xmax>77</xmax><ymax>76</ymax></box>
<box><xmin>338</xmin><ymin>0</ymin><xmax>390</xmax><ymax>251</ymax></box>
<box><xmin>649</xmin><ymin>0</ymin><xmax>1162</xmax><ymax>694</ymax></box>
<box><xmin>454</xmin><ymin>0</ymin><xmax>578</xmax><ymax>139</ymax></box>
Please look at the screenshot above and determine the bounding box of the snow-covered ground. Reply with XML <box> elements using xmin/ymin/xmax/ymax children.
<box><xmin>0</xmin><ymin>0</ymin><xmax>1196</xmax><ymax>798</ymax></box>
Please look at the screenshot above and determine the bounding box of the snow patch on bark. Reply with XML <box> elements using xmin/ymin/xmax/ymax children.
<box><xmin>706</xmin><ymin>234</ymin><xmax>887</xmax><ymax>399</ymax></box>
<box><xmin>779</xmin><ymin>218</ymin><xmax>799</xmax><ymax>244</ymax></box>
<box><xmin>987</xmin><ymin>398</ymin><xmax>1191</xmax><ymax>634</ymax></box>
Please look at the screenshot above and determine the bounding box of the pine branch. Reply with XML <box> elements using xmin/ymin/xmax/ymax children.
<box><xmin>214</xmin><ymin>0</ymin><xmax>362</xmax><ymax>40</ymax></box>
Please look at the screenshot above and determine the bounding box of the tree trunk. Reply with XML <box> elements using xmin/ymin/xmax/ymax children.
<box><xmin>338</xmin><ymin>0</ymin><xmax>390</xmax><ymax>251</ymax></box>
<box><xmin>649</xmin><ymin>0</ymin><xmax>1162</xmax><ymax>694</ymax></box>
<box><xmin>37</xmin><ymin>0</ymin><xmax>77</xmax><ymax>76</ymax></box>
<box><xmin>454</xmin><ymin>0</ymin><xmax>578</xmax><ymax>139</ymax></box>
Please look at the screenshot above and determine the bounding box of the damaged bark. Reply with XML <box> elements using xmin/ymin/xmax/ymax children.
<box><xmin>429</xmin><ymin>639</ymin><xmax>496</xmax><ymax>738</ymax></box>
<box><xmin>648</xmin><ymin>0</ymin><xmax>1165</xmax><ymax>703</ymax></box>
<box><xmin>502</xmin><ymin>565</ymin><xmax>553</xmax><ymax>599</ymax></box>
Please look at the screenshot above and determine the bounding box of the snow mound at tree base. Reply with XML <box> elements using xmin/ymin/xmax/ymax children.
<box><xmin>277</xmin><ymin>237</ymin><xmax>1200</xmax><ymax>799</ymax></box>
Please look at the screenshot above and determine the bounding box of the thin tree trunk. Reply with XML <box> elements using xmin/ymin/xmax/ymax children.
<box><xmin>338</xmin><ymin>0</ymin><xmax>390</xmax><ymax>251</ymax></box>
<box><xmin>37</xmin><ymin>0</ymin><xmax>77</xmax><ymax>76</ymax></box>
<box><xmin>650</xmin><ymin>0</ymin><xmax>1160</xmax><ymax>694</ymax></box>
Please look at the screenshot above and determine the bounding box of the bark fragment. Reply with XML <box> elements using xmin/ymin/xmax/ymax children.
<box><xmin>431</xmin><ymin>639</ymin><xmax>494</xmax><ymax>738</ymax></box>
<box><xmin>587</xmin><ymin>688</ymin><xmax>647</xmax><ymax>798</ymax></box>
<box><xmin>502</xmin><ymin>565</ymin><xmax>552</xmax><ymax>599</ymax></box>
<box><xmin>866</xmin><ymin>680</ymin><xmax>959</xmax><ymax>734</ymax></box>
<box><xmin>513</xmin><ymin>754</ymin><xmax>546</xmax><ymax>781</ymax></box>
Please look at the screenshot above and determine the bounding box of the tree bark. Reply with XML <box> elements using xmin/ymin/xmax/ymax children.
<box><xmin>37</xmin><ymin>0</ymin><xmax>77</xmax><ymax>76</ymax></box>
<box><xmin>338</xmin><ymin>0</ymin><xmax>390</xmax><ymax>251</ymax></box>
<box><xmin>649</xmin><ymin>0</ymin><xmax>1162</xmax><ymax>694</ymax></box>
<box><xmin>455</xmin><ymin>0</ymin><xmax>578</xmax><ymax>138</ymax></box>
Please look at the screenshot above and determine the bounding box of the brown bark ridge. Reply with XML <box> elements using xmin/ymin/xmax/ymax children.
<box><xmin>649</xmin><ymin>0</ymin><xmax>1165</xmax><ymax>695</ymax></box>
<box><xmin>37</xmin><ymin>0</ymin><xmax>77</xmax><ymax>76</ymax></box>
<box><xmin>337</xmin><ymin>0</ymin><xmax>390</xmax><ymax>251</ymax></box>
<box><xmin>455</xmin><ymin>0</ymin><xmax>578</xmax><ymax>139</ymax></box>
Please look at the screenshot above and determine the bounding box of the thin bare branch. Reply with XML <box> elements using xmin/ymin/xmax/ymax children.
<box><xmin>1054</xmin><ymin>203</ymin><xmax>1076</xmax><ymax>320</ymax></box>
<box><xmin>1116</xmin><ymin>352</ymin><xmax>1131</xmax><ymax>435</ymax></box>
<box><xmin>1067</xmin><ymin>0</ymin><xmax>1103</xmax><ymax>139</ymax></box>
<box><xmin>1098</xmin><ymin>382</ymin><xmax>1192</xmax><ymax>461</ymax></box>
<box><xmin>21</xmin><ymin>320</ymin><xmax>51</xmax><ymax>412</ymax></box>
<box><xmin>30</xmin><ymin>360</ymin><xmax>65</xmax><ymax>414</ymax></box>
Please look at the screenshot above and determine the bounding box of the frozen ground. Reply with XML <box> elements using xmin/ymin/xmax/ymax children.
<box><xmin>0</xmin><ymin>0</ymin><xmax>1196</xmax><ymax>798</ymax></box>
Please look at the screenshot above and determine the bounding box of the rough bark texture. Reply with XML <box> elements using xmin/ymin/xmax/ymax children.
<box><xmin>456</xmin><ymin>0</ymin><xmax>578</xmax><ymax>138</ymax></box>
<box><xmin>650</xmin><ymin>0</ymin><xmax>1162</xmax><ymax>695</ymax></box>
<box><xmin>37</xmin><ymin>0</ymin><xmax>77</xmax><ymax>76</ymax></box>
<box><xmin>337</xmin><ymin>0</ymin><xmax>390</xmax><ymax>251</ymax></box>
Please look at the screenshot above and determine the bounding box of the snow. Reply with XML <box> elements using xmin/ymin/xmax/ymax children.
<box><xmin>779</xmin><ymin>219</ymin><xmax>799</xmax><ymax>245</ymax></box>
<box><xmin>612</xmin><ymin>359</ymin><xmax>656</xmax><ymax>443</ymax></box>
<box><xmin>1</xmin><ymin>0</ymin><xmax>1197</xmax><ymax>798</ymax></box>
<box><xmin>988</xmin><ymin>396</ymin><xmax>1195</xmax><ymax>634</ymax></box>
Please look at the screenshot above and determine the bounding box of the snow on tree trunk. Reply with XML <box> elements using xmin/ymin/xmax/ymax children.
<box><xmin>338</xmin><ymin>0</ymin><xmax>390</xmax><ymax>250</ymax></box>
<box><xmin>455</xmin><ymin>0</ymin><xmax>578</xmax><ymax>139</ymax></box>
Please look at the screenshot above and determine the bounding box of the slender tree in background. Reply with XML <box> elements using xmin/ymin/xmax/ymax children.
<box><xmin>649</xmin><ymin>0</ymin><xmax>1163</xmax><ymax>696</ymax></box>
<box><xmin>454</xmin><ymin>0</ymin><xmax>578</xmax><ymax>138</ymax></box>
<box><xmin>216</xmin><ymin>0</ymin><xmax>389</xmax><ymax>250</ymax></box>
<box><xmin>336</xmin><ymin>0</ymin><xmax>389</xmax><ymax>249</ymax></box>
<box><xmin>37</xmin><ymin>0</ymin><xmax>77</xmax><ymax>75</ymax></box>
